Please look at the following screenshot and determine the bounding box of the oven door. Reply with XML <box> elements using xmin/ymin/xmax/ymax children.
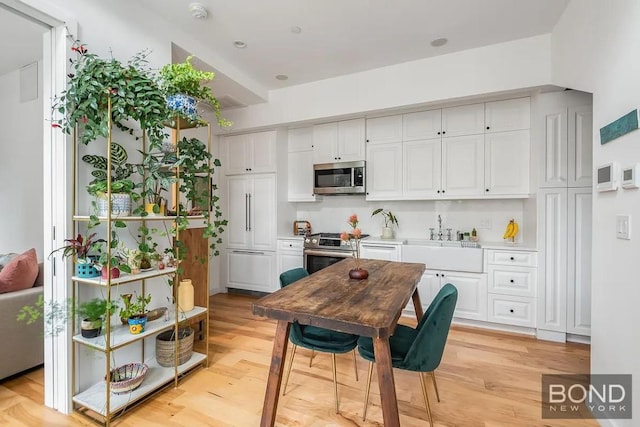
<box><xmin>304</xmin><ymin>249</ymin><xmax>351</xmax><ymax>274</ymax></box>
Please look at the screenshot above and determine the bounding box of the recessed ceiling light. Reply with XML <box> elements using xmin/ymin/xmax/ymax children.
<box><xmin>291</xmin><ymin>26</ymin><xmax>302</xmax><ymax>34</ymax></box>
<box><xmin>430</xmin><ymin>37</ymin><xmax>448</xmax><ymax>47</ymax></box>
<box><xmin>189</xmin><ymin>3</ymin><xmax>208</xmax><ymax>19</ymax></box>
<box><xmin>275</xmin><ymin>75</ymin><xmax>289</xmax><ymax>81</ymax></box>
<box><xmin>233</xmin><ymin>40</ymin><xmax>247</xmax><ymax>49</ymax></box>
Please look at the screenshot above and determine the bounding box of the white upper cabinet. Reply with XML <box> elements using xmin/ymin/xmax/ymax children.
<box><xmin>485</xmin><ymin>98</ymin><xmax>531</xmax><ymax>133</ymax></box>
<box><xmin>441</xmin><ymin>103</ymin><xmax>485</xmax><ymax>137</ymax></box>
<box><xmin>442</xmin><ymin>134</ymin><xmax>485</xmax><ymax>196</ymax></box>
<box><xmin>484</xmin><ymin>130</ymin><xmax>531</xmax><ymax>195</ymax></box>
<box><xmin>366</xmin><ymin>115</ymin><xmax>403</xmax><ymax>144</ymax></box>
<box><xmin>288</xmin><ymin>127</ymin><xmax>317</xmax><ymax>202</ymax></box>
<box><xmin>568</xmin><ymin>105</ymin><xmax>593</xmax><ymax>188</ymax></box>
<box><xmin>403</xmin><ymin>139</ymin><xmax>441</xmax><ymax>198</ymax></box>
<box><xmin>403</xmin><ymin>109</ymin><xmax>442</xmax><ymax>141</ymax></box>
<box><xmin>366</xmin><ymin>142</ymin><xmax>403</xmax><ymax>200</ymax></box>
<box><xmin>313</xmin><ymin>119</ymin><xmax>365</xmax><ymax>164</ymax></box>
<box><xmin>224</xmin><ymin>131</ymin><xmax>276</xmax><ymax>175</ymax></box>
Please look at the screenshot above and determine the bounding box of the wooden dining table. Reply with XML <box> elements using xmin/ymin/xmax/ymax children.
<box><xmin>252</xmin><ymin>258</ymin><xmax>426</xmax><ymax>427</ymax></box>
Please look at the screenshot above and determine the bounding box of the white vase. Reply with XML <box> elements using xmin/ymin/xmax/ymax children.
<box><xmin>381</xmin><ymin>227</ymin><xmax>394</xmax><ymax>239</ymax></box>
<box><xmin>178</xmin><ymin>279</ymin><xmax>195</xmax><ymax>312</ymax></box>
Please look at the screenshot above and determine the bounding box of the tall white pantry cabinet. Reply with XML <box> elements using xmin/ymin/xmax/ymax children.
<box><xmin>222</xmin><ymin>131</ymin><xmax>279</xmax><ymax>293</ymax></box>
<box><xmin>535</xmin><ymin>90</ymin><xmax>593</xmax><ymax>341</ymax></box>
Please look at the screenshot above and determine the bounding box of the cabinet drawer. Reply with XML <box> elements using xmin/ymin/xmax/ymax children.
<box><xmin>488</xmin><ymin>294</ymin><xmax>536</xmax><ymax>327</ymax></box>
<box><xmin>488</xmin><ymin>266</ymin><xmax>536</xmax><ymax>297</ymax></box>
<box><xmin>278</xmin><ymin>239</ymin><xmax>304</xmax><ymax>251</ymax></box>
<box><xmin>487</xmin><ymin>250</ymin><xmax>537</xmax><ymax>267</ymax></box>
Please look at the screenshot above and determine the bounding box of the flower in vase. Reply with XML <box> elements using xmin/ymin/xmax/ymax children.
<box><xmin>341</xmin><ymin>214</ymin><xmax>364</xmax><ymax>269</ymax></box>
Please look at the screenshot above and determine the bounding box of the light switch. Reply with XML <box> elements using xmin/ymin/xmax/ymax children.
<box><xmin>616</xmin><ymin>215</ymin><xmax>631</xmax><ymax>240</ymax></box>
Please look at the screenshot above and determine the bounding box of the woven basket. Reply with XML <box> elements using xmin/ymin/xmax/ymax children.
<box><xmin>155</xmin><ymin>327</ymin><xmax>194</xmax><ymax>367</ymax></box>
<box><xmin>108</xmin><ymin>363</ymin><xmax>148</xmax><ymax>394</ymax></box>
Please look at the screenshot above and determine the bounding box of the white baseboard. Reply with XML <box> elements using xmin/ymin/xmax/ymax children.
<box><xmin>536</xmin><ymin>329</ymin><xmax>566</xmax><ymax>342</ymax></box>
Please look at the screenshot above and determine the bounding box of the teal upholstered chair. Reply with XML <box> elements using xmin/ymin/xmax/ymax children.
<box><xmin>357</xmin><ymin>283</ymin><xmax>458</xmax><ymax>424</ymax></box>
<box><xmin>279</xmin><ymin>268</ymin><xmax>359</xmax><ymax>413</ymax></box>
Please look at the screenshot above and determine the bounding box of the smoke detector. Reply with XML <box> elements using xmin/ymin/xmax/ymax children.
<box><xmin>189</xmin><ymin>3</ymin><xmax>208</xmax><ymax>19</ymax></box>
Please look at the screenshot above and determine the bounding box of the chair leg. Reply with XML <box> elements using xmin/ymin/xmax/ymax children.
<box><xmin>331</xmin><ymin>353</ymin><xmax>339</xmax><ymax>414</ymax></box>
<box><xmin>419</xmin><ymin>372</ymin><xmax>434</xmax><ymax>426</ymax></box>
<box><xmin>282</xmin><ymin>344</ymin><xmax>297</xmax><ymax>396</ymax></box>
<box><xmin>352</xmin><ymin>349</ymin><xmax>359</xmax><ymax>381</ymax></box>
<box><xmin>430</xmin><ymin>371</ymin><xmax>441</xmax><ymax>402</ymax></box>
<box><xmin>362</xmin><ymin>362</ymin><xmax>374</xmax><ymax>421</ymax></box>
<box><xmin>309</xmin><ymin>349</ymin><xmax>314</xmax><ymax>367</ymax></box>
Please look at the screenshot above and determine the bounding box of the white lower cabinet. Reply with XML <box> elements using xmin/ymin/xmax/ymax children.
<box><xmin>277</xmin><ymin>238</ymin><xmax>304</xmax><ymax>279</ymax></box>
<box><xmin>360</xmin><ymin>241</ymin><xmax>402</xmax><ymax>261</ymax></box>
<box><xmin>487</xmin><ymin>249</ymin><xmax>537</xmax><ymax>328</ymax></box>
<box><xmin>227</xmin><ymin>250</ymin><xmax>276</xmax><ymax>293</ymax></box>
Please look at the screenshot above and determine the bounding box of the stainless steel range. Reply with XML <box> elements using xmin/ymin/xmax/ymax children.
<box><xmin>303</xmin><ymin>232</ymin><xmax>369</xmax><ymax>273</ymax></box>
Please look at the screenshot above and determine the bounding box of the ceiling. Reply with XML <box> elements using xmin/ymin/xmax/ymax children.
<box><xmin>2</xmin><ymin>1</ymin><xmax>571</xmax><ymax>108</ymax></box>
<box><xmin>0</xmin><ymin>5</ymin><xmax>49</xmax><ymax>76</ymax></box>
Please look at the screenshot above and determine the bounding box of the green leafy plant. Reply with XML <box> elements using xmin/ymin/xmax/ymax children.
<box><xmin>52</xmin><ymin>41</ymin><xmax>169</xmax><ymax>147</ymax></box>
<box><xmin>159</xmin><ymin>56</ymin><xmax>231</xmax><ymax>128</ymax></box>
<box><xmin>77</xmin><ymin>298</ymin><xmax>113</xmax><ymax>321</ymax></box>
<box><xmin>119</xmin><ymin>292</ymin><xmax>151</xmax><ymax>320</ymax></box>
<box><xmin>49</xmin><ymin>232</ymin><xmax>104</xmax><ymax>261</ymax></box>
<box><xmin>371</xmin><ymin>209</ymin><xmax>399</xmax><ymax>228</ymax></box>
<box><xmin>137</xmin><ymin>149</ymin><xmax>176</xmax><ymax>211</ymax></box>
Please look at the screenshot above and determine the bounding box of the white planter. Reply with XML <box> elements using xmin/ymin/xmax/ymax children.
<box><xmin>381</xmin><ymin>227</ymin><xmax>394</xmax><ymax>239</ymax></box>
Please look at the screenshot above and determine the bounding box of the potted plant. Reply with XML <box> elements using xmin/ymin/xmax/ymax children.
<box><xmin>119</xmin><ymin>292</ymin><xmax>151</xmax><ymax>334</ymax></box>
<box><xmin>158</xmin><ymin>55</ymin><xmax>231</xmax><ymax>128</ymax></box>
<box><xmin>138</xmin><ymin>149</ymin><xmax>176</xmax><ymax>216</ymax></box>
<box><xmin>77</xmin><ymin>298</ymin><xmax>111</xmax><ymax>338</ymax></box>
<box><xmin>52</xmin><ymin>41</ymin><xmax>169</xmax><ymax>148</ymax></box>
<box><xmin>49</xmin><ymin>232</ymin><xmax>105</xmax><ymax>278</ymax></box>
<box><xmin>371</xmin><ymin>208</ymin><xmax>399</xmax><ymax>239</ymax></box>
<box><xmin>84</xmin><ymin>142</ymin><xmax>140</xmax><ymax>217</ymax></box>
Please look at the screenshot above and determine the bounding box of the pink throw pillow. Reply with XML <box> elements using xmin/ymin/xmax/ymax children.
<box><xmin>0</xmin><ymin>248</ymin><xmax>38</xmax><ymax>293</ymax></box>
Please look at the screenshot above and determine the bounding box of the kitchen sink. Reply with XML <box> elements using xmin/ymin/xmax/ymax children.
<box><xmin>402</xmin><ymin>240</ymin><xmax>484</xmax><ymax>273</ymax></box>
<box><xmin>405</xmin><ymin>239</ymin><xmax>481</xmax><ymax>248</ymax></box>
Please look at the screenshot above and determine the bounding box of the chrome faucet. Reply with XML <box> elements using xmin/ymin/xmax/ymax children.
<box><xmin>437</xmin><ymin>215</ymin><xmax>443</xmax><ymax>240</ymax></box>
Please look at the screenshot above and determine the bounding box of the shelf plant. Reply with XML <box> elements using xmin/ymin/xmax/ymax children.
<box><xmin>77</xmin><ymin>298</ymin><xmax>111</xmax><ymax>338</ymax></box>
<box><xmin>371</xmin><ymin>208</ymin><xmax>399</xmax><ymax>239</ymax></box>
<box><xmin>49</xmin><ymin>232</ymin><xmax>105</xmax><ymax>277</ymax></box>
<box><xmin>158</xmin><ymin>55</ymin><xmax>231</xmax><ymax>128</ymax></box>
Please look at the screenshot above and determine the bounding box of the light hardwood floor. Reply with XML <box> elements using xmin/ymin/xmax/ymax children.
<box><xmin>0</xmin><ymin>293</ymin><xmax>597</xmax><ymax>426</ymax></box>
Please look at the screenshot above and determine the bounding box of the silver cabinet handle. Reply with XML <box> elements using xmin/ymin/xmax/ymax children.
<box><xmin>245</xmin><ymin>193</ymin><xmax>249</xmax><ymax>231</ymax></box>
<box><xmin>232</xmin><ymin>250</ymin><xmax>264</xmax><ymax>255</ymax></box>
<box><xmin>248</xmin><ymin>193</ymin><xmax>252</xmax><ymax>231</ymax></box>
<box><xmin>361</xmin><ymin>244</ymin><xmax>396</xmax><ymax>250</ymax></box>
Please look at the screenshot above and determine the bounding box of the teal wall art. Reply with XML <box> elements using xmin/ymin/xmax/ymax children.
<box><xmin>600</xmin><ymin>109</ymin><xmax>639</xmax><ymax>144</ymax></box>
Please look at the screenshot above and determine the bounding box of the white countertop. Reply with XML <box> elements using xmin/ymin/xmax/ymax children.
<box><xmin>277</xmin><ymin>235</ymin><xmax>305</xmax><ymax>240</ymax></box>
<box><xmin>478</xmin><ymin>241</ymin><xmax>537</xmax><ymax>251</ymax></box>
<box><xmin>362</xmin><ymin>236</ymin><xmax>407</xmax><ymax>245</ymax></box>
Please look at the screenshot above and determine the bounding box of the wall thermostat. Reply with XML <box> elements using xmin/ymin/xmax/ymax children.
<box><xmin>596</xmin><ymin>162</ymin><xmax>619</xmax><ymax>192</ymax></box>
<box><xmin>622</xmin><ymin>164</ymin><xmax>640</xmax><ymax>189</ymax></box>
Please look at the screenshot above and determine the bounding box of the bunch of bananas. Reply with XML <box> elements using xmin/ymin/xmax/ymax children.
<box><xmin>503</xmin><ymin>219</ymin><xmax>519</xmax><ymax>241</ymax></box>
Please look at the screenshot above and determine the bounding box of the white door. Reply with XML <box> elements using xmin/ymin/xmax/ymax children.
<box><xmin>442</xmin><ymin>134</ymin><xmax>485</xmax><ymax>196</ymax></box>
<box><xmin>249</xmin><ymin>131</ymin><xmax>277</xmax><ymax>173</ymax></box>
<box><xmin>288</xmin><ymin>150</ymin><xmax>316</xmax><ymax>202</ymax></box>
<box><xmin>484</xmin><ymin>130</ymin><xmax>530</xmax><ymax>196</ymax></box>
<box><xmin>366</xmin><ymin>142</ymin><xmax>403</xmax><ymax>200</ymax></box>
<box><xmin>313</xmin><ymin>122</ymin><xmax>338</xmax><ymax>164</ymax></box>
<box><xmin>250</xmin><ymin>175</ymin><xmax>276</xmax><ymax>251</ymax></box>
<box><xmin>224</xmin><ymin>134</ymin><xmax>249</xmax><ymax>175</ymax></box>
<box><xmin>537</xmin><ymin>188</ymin><xmax>568</xmax><ymax>333</ymax></box>
<box><xmin>568</xmin><ymin>104</ymin><xmax>593</xmax><ymax>188</ymax></box>
<box><xmin>337</xmin><ymin>118</ymin><xmax>365</xmax><ymax>162</ymax></box>
<box><xmin>485</xmin><ymin>98</ymin><xmax>531</xmax><ymax>133</ymax></box>
<box><xmin>404</xmin><ymin>139</ymin><xmax>441</xmax><ymax>198</ymax></box>
<box><xmin>443</xmin><ymin>271</ymin><xmax>488</xmax><ymax>321</ymax></box>
<box><xmin>366</xmin><ymin>115</ymin><xmax>403</xmax><ymax>144</ymax></box>
<box><xmin>567</xmin><ymin>188</ymin><xmax>592</xmax><ymax>336</ymax></box>
<box><xmin>441</xmin><ymin>103</ymin><xmax>485</xmax><ymax>137</ymax></box>
<box><xmin>226</xmin><ymin>176</ymin><xmax>250</xmax><ymax>248</ymax></box>
<box><xmin>403</xmin><ymin>109</ymin><xmax>442</xmax><ymax>141</ymax></box>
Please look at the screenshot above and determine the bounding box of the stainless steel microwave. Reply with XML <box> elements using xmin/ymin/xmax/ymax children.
<box><xmin>313</xmin><ymin>160</ymin><xmax>365</xmax><ymax>195</ymax></box>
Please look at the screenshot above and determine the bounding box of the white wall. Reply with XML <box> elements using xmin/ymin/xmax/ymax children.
<box><xmin>295</xmin><ymin>197</ymin><xmax>528</xmax><ymax>245</ymax></box>
<box><xmin>0</xmin><ymin>64</ymin><xmax>44</xmax><ymax>257</ymax></box>
<box><xmin>552</xmin><ymin>1</ymin><xmax>640</xmax><ymax>426</ymax></box>
<box><xmin>224</xmin><ymin>34</ymin><xmax>552</xmax><ymax>131</ymax></box>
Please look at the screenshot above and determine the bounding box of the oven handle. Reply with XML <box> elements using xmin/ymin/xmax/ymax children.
<box><xmin>303</xmin><ymin>249</ymin><xmax>352</xmax><ymax>258</ymax></box>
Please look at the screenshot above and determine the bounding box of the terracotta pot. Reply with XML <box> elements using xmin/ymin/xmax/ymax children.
<box><xmin>101</xmin><ymin>267</ymin><xmax>120</xmax><ymax>279</ymax></box>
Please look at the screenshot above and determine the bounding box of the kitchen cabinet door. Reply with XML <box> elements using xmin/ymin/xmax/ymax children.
<box><xmin>485</xmin><ymin>98</ymin><xmax>531</xmax><ymax>133</ymax></box>
<box><xmin>337</xmin><ymin>118</ymin><xmax>365</xmax><ymax>162</ymax></box>
<box><xmin>567</xmin><ymin>188</ymin><xmax>592</xmax><ymax>336</ymax></box>
<box><xmin>312</xmin><ymin>122</ymin><xmax>339</xmax><ymax>164</ymax></box>
<box><xmin>403</xmin><ymin>109</ymin><xmax>442</xmax><ymax>141</ymax></box>
<box><xmin>442</xmin><ymin>134</ymin><xmax>485</xmax><ymax>197</ymax></box>
<box><xmin>288</xmin><ymin>127</ymin><xmax>313</xmax><ymax>153</ymax></box>
<box><xmin>249</xmin><ymin>131</ymin><xmax>277</xmax><ymax>173</ymax></box>
<box><xmin>288</xmin><ymin>150</ymin><xmax>317</xmax><ymax>202</ymax></box>
<box><xmin>226</xmin><ymin>176</ymin><xmax>251</xmax><ymax>247</ymax></box>
<box><xmin>365</xmin><ymin>142</ymin><xmax>403</xmax><ymax>200</ymax></box>
<box><xmin>366</xmin><ymin>115</ymin><xmax>403</xmax><ymax>144</ymax></box>
<box><xmin>227</xmin><ymin>250</ymin><xmax>276</xmax><ymax>293</ymax></box>
<box><xmin>404</xmin><ymin>139</ymin><xmax>441</xmax><ymax>198</ymax></box>
<box><xmin>250</xmin><ymin>174</ymin><xmax>277</xmax><ymax>251</ymax></box>
<box><xmin>224</xmin><ymin>134</ymin><xmax>250</xmax><ymax>175</ymax></box>
<box><xmin>441</xmin><ymin>271</ymin><xmax>488</xmax><ymax>321</ymax></box>
<box><xmin>360</xmin><ymin>242</ymin><xmax>402</xmax><ymax>261</ymax></box>
<box><xmin>404</xmin><ymin>271</ymin><xmax>441</xmax><ymax>314</ymax></box>
<box><xmin>568</xmin><ymin>104</ymin><xmax>593</xmax><ymax>188</ymax></box>
<box><xmin>441</xmin><ymin>103</ymin><xmax>485</xmax><ymax>137</ymax></box>
<box><xmin>484</xmin><ymin>130</ymin><xmax>530</xmax><ymax>196</ymax></box>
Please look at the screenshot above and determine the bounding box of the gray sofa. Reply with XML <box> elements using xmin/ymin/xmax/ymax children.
<box><xmin>0</xmin><ymin>262</ymin><xmax>44</xmax><ymax>380</ymax></box>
